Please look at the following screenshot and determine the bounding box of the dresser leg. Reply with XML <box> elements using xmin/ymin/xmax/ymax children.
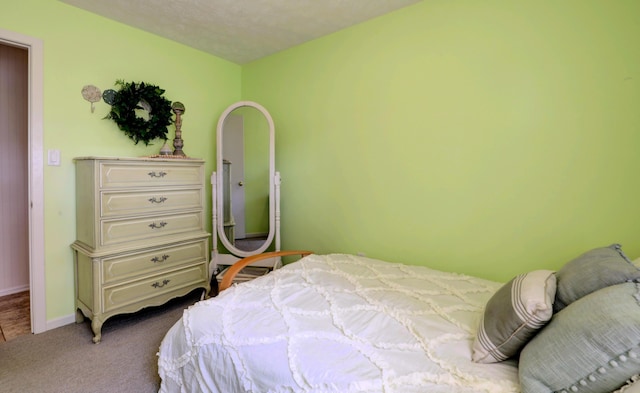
<box><xmin>91</xmin><ymin>318</ymin><xmax>103</xmax><ymax>344</ymax></box>
<box><xmin>75</xmin><ymin>308</ymin><xmax>85</xmax><ymax>323</ymax></box>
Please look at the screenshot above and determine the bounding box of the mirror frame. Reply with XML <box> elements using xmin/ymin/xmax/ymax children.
<box><xmin>215</xmin><ymin>101</ymin><xmax>275</xmax><ymax>258</ymax></box>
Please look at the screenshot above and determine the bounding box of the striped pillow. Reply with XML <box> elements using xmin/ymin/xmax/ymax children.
<box><xmin>472</xmin><ymin>270</ymin><xmax>556</xmax><ymax>363</ymax></box>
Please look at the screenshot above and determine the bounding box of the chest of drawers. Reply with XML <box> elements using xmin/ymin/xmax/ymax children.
<box><xmin>71</xmin><ymin>157</ymin><xmax>210</xmax><ymax>343</ymax></box>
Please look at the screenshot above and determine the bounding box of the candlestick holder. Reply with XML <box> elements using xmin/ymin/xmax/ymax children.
<box><xmin>172</xmin><ymin>101</ymin><xmax>186</xmax><ymax>157</ymax></box>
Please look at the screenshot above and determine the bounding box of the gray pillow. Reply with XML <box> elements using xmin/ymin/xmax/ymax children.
<box><xmin>554</xmin><ymin>243</ymin><xmax>640</xmax><ymax>312</ymax></box>
<box><xmin>519</xmin><ymin>282</ymin><xmax>640</xmax><ymax>393</ymax></box>
<box><xmin>472</xmin><ymin>270</ymin><xmax>556</xmax><ymax>363</ymax></box>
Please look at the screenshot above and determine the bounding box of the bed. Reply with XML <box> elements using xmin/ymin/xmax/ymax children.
<box><xmin>158</xmin><ymin>246</ymin><xmax>640</xmax><ymax>393</ymax></box>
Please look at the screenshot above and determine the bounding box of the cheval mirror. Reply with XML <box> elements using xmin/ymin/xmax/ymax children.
<box><xmin>211</xmin><ymin>101</ymin><xmax>282</xmax><ymax>282</ymax></box>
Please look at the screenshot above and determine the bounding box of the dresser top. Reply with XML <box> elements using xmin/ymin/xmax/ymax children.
<box><xmin>73</xmin><ymin>156</ymin><xmax>205</xmax><ymax>163</ymax></box>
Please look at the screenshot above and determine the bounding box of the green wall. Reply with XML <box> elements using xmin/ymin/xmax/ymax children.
<box><xmin>3</xmin><ymin>0</ymin><xmax>640</xmax><ymax>325</ymax></box>
<box><xmin>242</xmin><ymin>0</ymin><xmax>640</xmax><ymax>281</ymax></box>
<box><xmin>1</xmin><ymin>0</ymin><xmax>240</xmax><ymax>321</ymax></box>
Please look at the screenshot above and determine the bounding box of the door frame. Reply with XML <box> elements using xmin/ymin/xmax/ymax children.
<box><xmin>0</xmin><ymin>29</ymin><xmax>46</xmax><ymax>334</ymax></box>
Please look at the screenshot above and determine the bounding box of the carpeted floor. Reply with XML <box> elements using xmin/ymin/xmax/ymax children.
<box><xmin>234</xmin><ymin>236</ymin><xmax>268</xmax><ymax>252</ymax></box>
<box><xmin>0</xmin><ymin>290</ymin><xmax>202</xmax><ymax>393</ymax></box>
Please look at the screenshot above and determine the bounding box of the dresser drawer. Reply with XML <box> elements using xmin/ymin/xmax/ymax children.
<box><xmin>99</xmin><ymin>161</ymin><xmax>203</xmax><ymax>189</ymax></box>
<box><xmin>102</xmin><ymin>240</ymin><xmax>207</xmax><ymax>284</ymax></box>
<box><xmin>100</xmin><ymin>212</ymin><xmax>204</xmax><ymax>247</ymax></box>
<box><xmin>101</xmin><ymin>188</ymin><xmax>203</xmax><ymax>218</ymax></box>
<box><xmin>102</xmin><ymin>264</ymin><xmax>207</xmax><ymax>312</ymax></box>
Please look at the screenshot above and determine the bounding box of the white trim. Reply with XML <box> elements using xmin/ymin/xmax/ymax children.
<box><xmin>0</xmin><ymin>29</ymin><xmax>46</xmax><ymax>334</ymax></box>
<box><xmin>0</xmin><ymin>285</ymin><xmax>30</xmax><ymax>298</ymax></box>
<box><xmin>243</xmin><ymin>232</ymin><xmax>269</xmax><ymax>239</ymax></box>
<box><xmin>46</xmin><ymin>314</ymin><xmax>76</xmax><ymax>331</ymax></box>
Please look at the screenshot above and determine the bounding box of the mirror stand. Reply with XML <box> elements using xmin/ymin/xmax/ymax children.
<box><xmin>209</xmin><ymin>101</ymin><xmax>282</xmax><ymax>287</ymax></box>
<box><xmin>210</xmin><ymin>171</ymin><xmax>282</xmax><ymax>273</ymax></box>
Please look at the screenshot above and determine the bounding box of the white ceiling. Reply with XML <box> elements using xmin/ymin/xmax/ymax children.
<box><xmin>60</xmin><ymin>0</ymin><xmax>421</xmax><ymax>64</ymax></box>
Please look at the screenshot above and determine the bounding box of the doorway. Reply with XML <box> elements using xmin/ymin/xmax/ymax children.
<box><xmin>0</xmin><ymin>29</ymin><xmax>46</xmax><ymax>335</ymax></box>
<box><xmin>0</xmin><ymin>42</ymin><xmax>29</xmax><ymax>339</ymax></box>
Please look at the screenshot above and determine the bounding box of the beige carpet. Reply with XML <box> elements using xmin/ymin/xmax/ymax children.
<box><xmin>0</xmin><ymin>290</ymin><xmax>202</xmax><ymax>393</ymax></box>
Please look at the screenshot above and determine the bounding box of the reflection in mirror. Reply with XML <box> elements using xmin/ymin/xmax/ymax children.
<box><xmin>215</xmin><ymin>101</ymin><xmax>276</xmax><ymax>259</ymax></box>
<box><xmin>222</xmin><ymin>107</ymin><xmax>270</xmax><ymax>252</ymax></box>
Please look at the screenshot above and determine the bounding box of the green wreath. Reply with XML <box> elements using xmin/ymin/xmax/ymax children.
<box><xmin>105</xmin><ymin>80</ymin><xmax>173</xmax><ymax>145</ymax></box>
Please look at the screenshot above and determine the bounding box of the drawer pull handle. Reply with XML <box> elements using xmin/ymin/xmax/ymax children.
<box><xmin>151</xmin><ymin>254</ymin><xmax>170</xmax><ymax>263</ymax></box>
<box><xmin>151</xmin><ymin>279</ymin><xmax>170</xmax><ymax>288</ymax></box>
<box><xmin>148</xmin><ymin>171</ymin><xmax>167</xmax><ymax>178</ymax></box>
<box><xmin>148</xmin><ymin>196</ymin><xmax>168</xmax><ymax>204</ymax></box>
<box><xmin>149</xmin><ymin>221</ymin><xmax>168</xmax><ymax>229</ymax></box>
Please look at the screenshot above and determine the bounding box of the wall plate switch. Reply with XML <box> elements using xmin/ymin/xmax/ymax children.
<box><xmin>47</xmin><ymin>149</ymin><xmax>61</xmax><ymax>166</ymax></box>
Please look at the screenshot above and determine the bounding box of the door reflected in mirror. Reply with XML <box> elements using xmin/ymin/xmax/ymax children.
<box><xmin>221</xmin><ymin>106</ymin><xmax>271</xmax><ymax>252</ymax></box>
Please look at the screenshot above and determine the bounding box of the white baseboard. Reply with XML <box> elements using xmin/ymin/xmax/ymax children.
<box><xmin>45</xmin><ymin>314</ymin><xmax>76</xmax><ymax>332</ymax></box>
<box><xmin>0</xmin><ymin>284</ymin><xmax>29</xmax><ymax>297</ymax></box>
<box><xmin>0</xmin><ymin>285</ymin><xmax>74</xmax><ymax>335</ymax></box>
<box><xmin>243</xmin><ymin>232</ymin><xmax>268</xmax><ymax>239</ymax></box>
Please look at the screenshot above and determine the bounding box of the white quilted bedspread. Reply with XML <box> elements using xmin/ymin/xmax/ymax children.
<box><xmin>158</xmin><ymin>254</ymin><xmax>520</xmax><ymax>393</ymax></box>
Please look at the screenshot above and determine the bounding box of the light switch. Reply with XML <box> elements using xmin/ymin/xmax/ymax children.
<box><xmin>47</xmin><ymin>149</ymin><xmax>61</xmax><ymax>166</ymax></box>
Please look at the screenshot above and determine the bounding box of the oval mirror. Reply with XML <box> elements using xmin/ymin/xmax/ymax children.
<box><xmin>216</xmin><ymin>101</ymin><xmax>275</xmax><ymax>257</ymax></box>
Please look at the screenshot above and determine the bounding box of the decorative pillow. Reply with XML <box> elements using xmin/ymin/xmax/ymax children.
<box><xmin>554</xmin><ymin>243</ymin><xmax>640</xmax><ymax>313</ymax></box>
<box><xmin>471</xmin><ymin>270</ymin><xmax>556</xmax><ymax>363</ymax></box>
<box><xmin>519</xmin><ymin>282</ymin><xmax>640</xmax><ymax>393</ymax></box>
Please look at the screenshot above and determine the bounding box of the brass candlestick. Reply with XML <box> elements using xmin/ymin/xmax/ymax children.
<box><xmin>172</xmin><ymin>101</ymin><xmax>186</xmax><ymax>157</ymax></box>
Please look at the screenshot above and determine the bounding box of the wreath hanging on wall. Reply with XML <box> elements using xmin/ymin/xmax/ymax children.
<box><xmin>105</xmin><ymin>80</ymin><xmax>173</xmax><ymax>145</ymax></box>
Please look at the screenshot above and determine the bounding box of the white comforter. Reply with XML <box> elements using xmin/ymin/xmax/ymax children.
<box><xmin>158</xmin><ymin>254</ymin><xmax>520</xmax><ymax>393</ymax></box>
